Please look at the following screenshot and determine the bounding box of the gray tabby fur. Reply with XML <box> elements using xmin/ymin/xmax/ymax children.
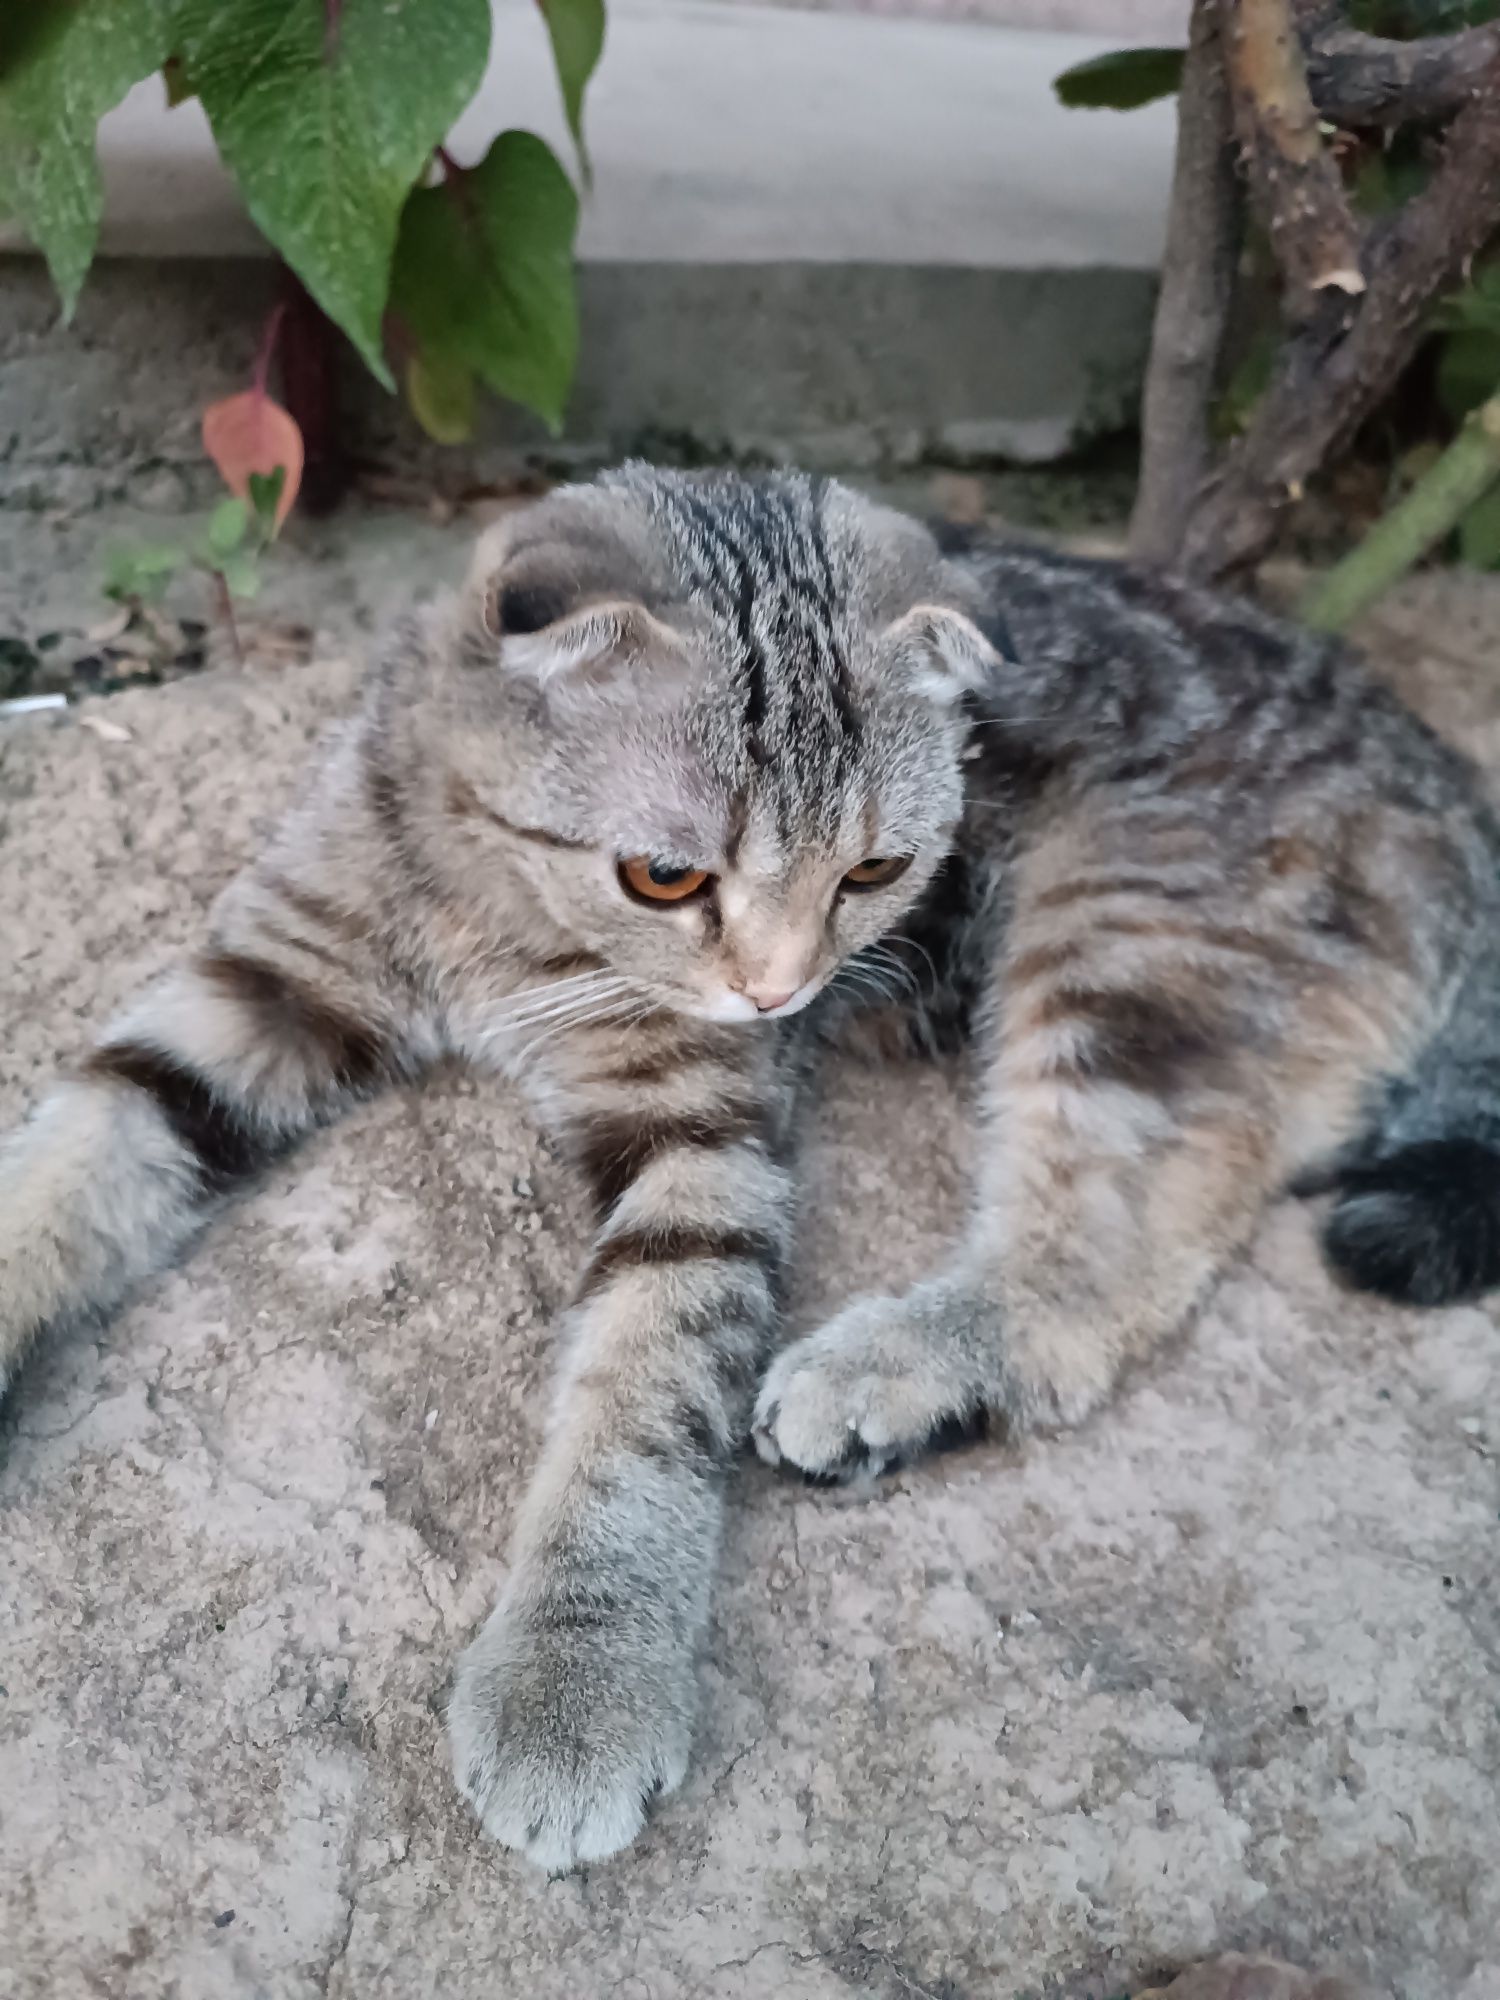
<box><xmin>3</xmin><ymin>465</ymin><xmax>1498</xmax><ymax>1871</ymax></box>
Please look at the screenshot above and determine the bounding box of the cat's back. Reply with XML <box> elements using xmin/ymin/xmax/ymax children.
<box><xmin>941</xmin><ymin>528</ymin><xmax>1488</xmax><ymax>830</ymax></box>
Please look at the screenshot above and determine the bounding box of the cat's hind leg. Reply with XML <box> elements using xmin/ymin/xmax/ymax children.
<box><xmin>755</xmin><ymin>806</ymin><xmax>1425</xmax><ymax>1479</ymax></box>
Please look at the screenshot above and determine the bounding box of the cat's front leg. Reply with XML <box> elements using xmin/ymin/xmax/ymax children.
<box><xmin>450</xmin><ymin>1029</ymin><xmax>792</xmax><ymax>1871</ymax></box>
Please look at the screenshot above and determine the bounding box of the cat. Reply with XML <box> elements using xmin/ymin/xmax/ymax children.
<box><xmin>4</xmin><ymin>464</ymin><xmax>1500</xmax><ymax>1874</ymax></box>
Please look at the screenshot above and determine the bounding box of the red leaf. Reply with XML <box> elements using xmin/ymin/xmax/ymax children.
<box><xmin>201</xmin><ymin>392</ymin><xmax>304</xmax><ymax>532</ymax></box>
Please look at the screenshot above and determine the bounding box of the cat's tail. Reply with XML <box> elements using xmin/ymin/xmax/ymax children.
<box><xmin>1315</xmin><ymin>944</ymin><xmax>1500</xmax><ymax>1306</ymax></box>
<box><xmin>1321</xmin><ymin>1135</ymin><xmax>1500</xmax><ymax>1306</ymax></box>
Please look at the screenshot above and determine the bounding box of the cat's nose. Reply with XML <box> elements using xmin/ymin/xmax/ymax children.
<box><xmin>743</xmin><ymin>983</ymin><xmax>797</xmax><ymax>1014</ymax></box>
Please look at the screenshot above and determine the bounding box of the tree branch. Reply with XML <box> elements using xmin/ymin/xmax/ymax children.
<box><xmin>1129</xmin><ymin>0</ymin><xmax>1242</xmax><ymax>565</ymax></box>
<box><xmin>1296</xmin><ymin>3</ymin><xmax>1500</xmax><ymax>131</ymax></box>
<box><xmin>1224</xmin><ymin>0</ymin><xmax>1365</xmax><ymax>321</ymax></box>
<box><xmin>1179</xmin><ymin>54</ymin><xmax>1500</xmax><ymax>580</ymax></box>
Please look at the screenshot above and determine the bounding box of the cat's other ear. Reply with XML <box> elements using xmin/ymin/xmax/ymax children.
<box><xmin>883</xmin><ymin>604</ymin><xmax>1002</xmax><ymax>705</ymax></box>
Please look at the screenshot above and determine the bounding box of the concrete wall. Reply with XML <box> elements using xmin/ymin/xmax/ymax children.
<box><xmin>0</xmin><ymin>1</ymin><xmax>1175</xmax><ymax>501</ymax></box>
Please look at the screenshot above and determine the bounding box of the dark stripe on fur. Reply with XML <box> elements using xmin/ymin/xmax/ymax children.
<box><xmin>196</xmin><ymin>951</ymin><xmax>392</xmax><ymax>1093</ymax></box>
<box><xmin>573</xmin><ymin>1101</ymin><xmax>769</xmax><ymax>1217</ymax></box>
<box><xmin>579</xmin><ymin>1223</ymin><xmax>779</xmax><ymax>1296</ymax></box>
<box><xmin>1031</xmin><ymin>874</ymin><xmax>1209</xmax><ymax>914</ymax></box>
<box><xmin>84</xmin><ymin>1042</ymin><xmax>277</xmax><ymax>1193</ymax></box>
<box><xmin>365</xmin><ymin>761</ymin><xmax>404</xmax><ymax>835</ymax></box>
<box><xmin>256</xmin><ymin>917</ymin><xmax>349</xmax><ymax>975</ymax></box>
<box><xmin>1050</xmin><ymin>988</ymin><xmax>1230</xmax><ymax>1096</ymax></box>
<box><xmin>264</xmin><ymin>873</ymin><xmax>375</xmax><ymax>949</ymax></box>
<box><xmin>445</xmin><ymin>773</ymin><xmax>592</xmax><ymax>851</ymax></box>
<box><xmin>532</xmin><ymin>949</ymin><xmax>609</xmax><ymax>977</ymax></box>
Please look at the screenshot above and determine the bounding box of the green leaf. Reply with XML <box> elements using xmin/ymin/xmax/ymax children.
<box><xmin>406</xmin><ymin>348</ymin><xmax>476</xmax><ymax>444</ymax></box>
<box><xmin>1460</xmin><ymin>481</ymin><xmax>1500</xmax><ymax>572</ymax></box>
<box><xmin>216</xmin><ymin>549</ymin><xmax>262</xmax><ymax>599</ymax></box>
<box><xmin>1434</xmin><ymin>259</ymin><xmax>1500</xmax><ymax>337</ymax></box>
<box><xmin>206</xmin><ymin>497</ymin><xmax>249</xmax><ymax>557</ymax></box>
<box><xmin>1053</xmin><ymin>46</ymin><xmax>1184</xmax><ymax>112</ymax></box>
<box><xmin>247</xmin><ymin>465</ymin><xmax>287</xmax><ymax>536</ymax></box>
<box><xmin>390</xmin><ymin>131</ymin><xmax>580</xmax><ymax>432</ymax></box>
<box><xmin>173</xmin><ymin>0</ymin><xmax>491</xmax><ymax>387</ymax></box>
<box><xmin>537</xmin><ymin>0</ymin><xmax>604</xmax><ymax>179</ymax></box>
<box><xmin>104</xmin><ymin>540</ymin><xmax>184</xmax><ymax>602</ymax></box>
<box><xmin>0</xmin><ymin>0</ymin><xmax>176</xmax><ymax>313</ymax></box>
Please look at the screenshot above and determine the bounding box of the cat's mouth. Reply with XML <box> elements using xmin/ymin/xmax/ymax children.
<box><xmin>688</xmin><ymin>976</ymin><xmax>827</xmax><ymax>1026</ymax></box>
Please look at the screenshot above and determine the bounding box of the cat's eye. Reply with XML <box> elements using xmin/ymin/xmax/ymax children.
<box><xmin>618</xmin><ymin>855</ymin><xmax>713</xmax><ymax>905</ymax></box>
<box><xmin>841</xmin><ymin>855</ymin><xmax>912</xmax><ymax>894</ymax></box>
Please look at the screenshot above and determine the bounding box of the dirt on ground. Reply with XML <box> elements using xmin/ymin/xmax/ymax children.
<box><xmin>0</xmin><ymin>511</ymin><xmax>1496</xmax><ymax>2000</ymax></box>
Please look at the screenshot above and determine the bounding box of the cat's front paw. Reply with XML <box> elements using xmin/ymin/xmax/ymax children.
<box><xmin>448</xmin><ymin>1586</ymin><xmax>697</xmax><ymax>1873</ymax></box>
<box><xmin>752</xmin><ymin>1287</ymin><xmax>989</xmax><ymax>1482</ymax></box>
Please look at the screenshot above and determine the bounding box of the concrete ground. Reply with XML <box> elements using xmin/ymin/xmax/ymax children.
<box><xmin>1</xmin><ymin>509</ymin><xmax>1497</xmax><ymax>2000</ymax></box>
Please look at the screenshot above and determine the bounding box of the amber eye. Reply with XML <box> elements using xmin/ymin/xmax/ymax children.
<box><xmin>841</xmin><ymin>855</ymin><xmax>912</xmax><ymax>894</ymax></box>
<box><xmin>618</xmin><ymin>855</ymin><xmax>713</xmax><ymax>905</ymax></box>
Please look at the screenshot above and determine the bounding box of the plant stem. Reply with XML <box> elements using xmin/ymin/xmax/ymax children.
<box><xmin>1300</xmin><ymin>394</ymin><xmax>1500</xmax><ymax>631</ymax></box>
<box><xmin>212</xmin><ymin>569</ymin><xmax>246</xmax><ymax>668</ymax></box>
<box><xmin>278</xmin><ymin>266</ymin><xmax>348</xmax><ymax>514</ymax></box>
<box><xmin>252</xmin><ymin>300</ymin><xmax>288</xmax><ymax>399</ymax></box>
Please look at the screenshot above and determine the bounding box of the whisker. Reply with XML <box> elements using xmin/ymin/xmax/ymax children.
<box><xmin>511</xmin><ymin>992</ymin><xmax>652</xmax><ymax>1065</ymax></box>
<box><xmin>888</xmin><ymin>933</ymin><xmax>940</xmax><ymax>989</ymax></box>
<box><xmin>482</xmin><ymin>975</ymin><xmax>635</xmax><ymax>1034</ymax></box>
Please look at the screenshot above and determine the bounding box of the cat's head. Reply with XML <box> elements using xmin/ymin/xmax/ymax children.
<box><xmin>430</xmin><ymin>465</ymin><xmax>998</xmax><ymax>1025</ymax></box>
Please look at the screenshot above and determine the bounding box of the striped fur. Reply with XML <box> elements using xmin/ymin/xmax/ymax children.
<box><xmin>6</xmin><ymin>467</ymin><xmax>1500</xmax><ymax>1869</ymax></box>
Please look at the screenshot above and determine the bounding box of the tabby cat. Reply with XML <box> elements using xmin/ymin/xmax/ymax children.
<box><xmin>4</xmin><ymin>466</ymin><xmax>1499</xmax><ymax>1872</ymax></box>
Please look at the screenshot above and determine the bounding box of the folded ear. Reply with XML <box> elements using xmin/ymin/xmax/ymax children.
<box><xmin>883</xmin><ymin>603</ymin><xmax>1003</xmax><ymax>704</ymax></box>
<box><xmin>465</xmin><ymin>502</ymin><xmax>693</xmax><ymax>697</ymax></box>
<box><xmin>490</xmin><ymin>594</ymin><xmax>692</xmax><ymax>689</ymax></box>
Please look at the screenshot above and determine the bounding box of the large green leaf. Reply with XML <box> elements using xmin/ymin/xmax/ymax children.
<box><xmin>538</xmin><ymin>0</ymin><xmax>604</xmax><ymax>178</ymax></box>
<box><xmin>390</xmin><ymin>131</ymin><xmax>579</xmax><ymax>431</ymax></box>
<box><xmin>1053</xmin><ymin>46</ymin><xmax>1184</xmax><ymax>112</ymax></box>
<box><xmin>173</xmin><ymin>0</ymin><xmax>491</xmax><ymax>387</ymax></box>
<box><xmin>0</xmin><ymin>0</ymin><xmax>176</xmax><ymax>313</ymax></box>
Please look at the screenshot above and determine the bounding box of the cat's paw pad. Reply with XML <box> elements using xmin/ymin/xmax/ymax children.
<box><xmin>752</xmin><ymin>1294</ymin><xmax>981</xmax><ymax>1482</ymax></box>
<box><xmin>449</xmin><ymin>1597</ymin><xmax>696</xmax><ymax>1873</ymax></box>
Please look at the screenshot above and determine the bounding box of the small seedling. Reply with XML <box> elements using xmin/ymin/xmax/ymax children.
<box><xmin>103</xmin><ymin>466</ymin><xmax>289</xmax><ymax>666</ymax></box>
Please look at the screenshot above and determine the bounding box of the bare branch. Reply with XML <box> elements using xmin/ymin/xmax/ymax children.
<box><xmin>1179</xmin><ymin>54</ymin><xmax>1500</xmax><ymax>581</ymax></box>
<box><xmin>1296</xmin><ymin>2</ymin><xmax>1500</xmax><ymax>131</ymax></box>
<box><xmin>1223</xmin><ymin>0</ymin><xmax>1365</xmax><ymax>320</ymax></box>
<box><xmin>1129</xmin><ymin>0</ymin><xmax>1241</xmax><ymax>565</ymax></box>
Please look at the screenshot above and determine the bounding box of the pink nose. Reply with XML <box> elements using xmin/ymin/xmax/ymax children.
<box><xmin>743</xmin><ymin>985</ymin><xmax>796</xmax><ymax>1014</ymax></box>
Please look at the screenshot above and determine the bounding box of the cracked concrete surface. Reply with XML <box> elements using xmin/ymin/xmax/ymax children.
<box><xmin>2</xmin><ymin>556</ymin><xmax>1498</xmax><ymax>2000</ymax></box>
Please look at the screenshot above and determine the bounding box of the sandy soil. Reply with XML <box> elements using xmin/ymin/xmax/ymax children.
<box><xmin>0</xmin><ymin>526</ymin><xmax>1496</xmax><ymax>2000</ymax></box>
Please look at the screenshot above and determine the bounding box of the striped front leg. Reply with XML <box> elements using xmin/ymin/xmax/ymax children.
<box><xmin>449</xmin><ymin>1026</ymin><xmax>794</xmax><ymax>1872</ymax></box>
<box><xmin>0</xmin><ymin>883</ymin><xmax>410</xmax><ymax>1396</ymax></box>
